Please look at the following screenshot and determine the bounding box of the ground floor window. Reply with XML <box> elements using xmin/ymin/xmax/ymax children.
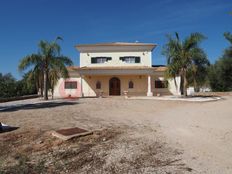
<box><xmin>128</xmin><ymin>81</ymin><xmax>134</xmax><ymax>88</ymax></box>
<box><xmin>65</xmin><ymin>81</ymin><xmax>77</xmax><ymax>89</ymax></box>
<box><xmin>96</xmin><ymin>81</ymin><xmax>101</xmax><ymax>89</ymax></box>
<box><xmin>155</xmin><ymin>80</ymin><xmax>168</xmax><ymax>88</ymax></box>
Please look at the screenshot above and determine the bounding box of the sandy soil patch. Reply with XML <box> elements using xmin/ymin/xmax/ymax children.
<box><xmin>0</xmin><ymin>96</ymin><xmax>232</xmax><ymax>173</ymax></box>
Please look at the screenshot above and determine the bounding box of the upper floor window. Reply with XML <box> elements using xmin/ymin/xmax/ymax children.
<box><xmin>155</xmin><ymin>80</ymin><xmax>168</xmax><ymax>88</ymax></box>
<box><xmin>96</xmin><ymin>81</ymin><xmax>101</xmax><ymax>89</ymax></box>
<box><xmin>65</xmin><ymin>81</ymin><xmax>77</xmax><ymax>89</ymax></box>
<box><xmin>128</xmin><ymin>81</ymin><xmax>134</xmax><ymax>88</ymax></box>
<box><xmin>91</xmin><ymin>57</ymin><xmax>112</xmax><ymax>64</ymax></box>
<box><xmin>120</xmin><ymin>56</ymin><xmax>140</xmax><ymax>63</ymax></box>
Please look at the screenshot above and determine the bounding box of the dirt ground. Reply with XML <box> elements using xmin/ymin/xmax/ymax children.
<box><xmin>0</xmin><ymin>96</ymin><xmax>232</xmax><ymax>173</ymax></box>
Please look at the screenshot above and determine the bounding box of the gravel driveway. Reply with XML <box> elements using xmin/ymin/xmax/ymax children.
<box><xmin>0</xmin><ymin>96</ymin><xmax>232</xmax><ymax>173</ymax></box>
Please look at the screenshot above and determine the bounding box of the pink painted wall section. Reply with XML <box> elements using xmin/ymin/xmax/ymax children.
<box><xmin>58</xmin><ymin>79</ymin><xmax>82</xmax><ymax>98</ymax></box>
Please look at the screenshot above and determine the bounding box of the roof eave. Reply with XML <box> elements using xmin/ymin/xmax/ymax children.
<box><xmin>75</xmin><ymin>43</ymin><xmax>157</xmax><ymax>52</ymax></box>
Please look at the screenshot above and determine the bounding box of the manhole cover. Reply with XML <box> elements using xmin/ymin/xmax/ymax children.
<box><xmin>52</xmin><ymin>127</ymin><xmax>92</xmax><ymax>140</ymax></box>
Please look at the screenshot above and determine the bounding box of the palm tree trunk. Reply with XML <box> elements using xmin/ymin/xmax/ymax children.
<box><xmin>35</xmin><ymin>80</ymin><xmax>40</xmax><ymax>96</ymax></box>
<box><xmin>44</xmin><ymin>70</ymin><xmax>48</xmax><ymax>100</ymax></box>
<box><xmin>183</xmin><ymin>69</ymin><xmax>188</xmax><ymax>97</ymax></box>
<box><xmin>41</xmin><ymin>73</ymin><xmax>44</xmax><ymax>97</ymax></box>
<box><xmin>39</xmin><ymin>79</ymin><xmax>43</xmax><ymax>97</ymax></box>
<box><xmin>51</xmin><ymin>88</ymin><xmax>54</xmax><ymax>100</ymax></box>
<box><xmin>193</xmin><ymin>77</ymin><xmax>197</xmax><ymax>92</ymax></box>
<box><xmin>40</xmin><ymin>86</ymin><xmax>43</xmax><ymax>97</ymax></box>
<box><xmin>37</xmin><ymin>74</ymin><xmax>43</xmax><ymax>97</ymax></box>
<box><xmin>180</xmin><ymin>75</ymin><xmax>184</xmax><ymax>95</ymax></box>
<box><xmin>180</xmin><ymin>70</ymin><xmax>184</xmax><ymax>95</ymax></box>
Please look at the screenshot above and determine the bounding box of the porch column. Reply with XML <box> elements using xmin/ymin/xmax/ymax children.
<box><xmin>147</xmin><ymin>75</ymin><xmax>153</xmax><ymax>96</ymax></box>
<box><xmin>80</xmin><ymin>75</ymin><xmax>84</xmax><ymax>97</ymax></box>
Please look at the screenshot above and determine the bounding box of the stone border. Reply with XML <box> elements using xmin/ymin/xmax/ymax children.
<box><xmin>128</xmin><ymin>96</ymin><xmax>221</xmax><ymax>102</ymax></box>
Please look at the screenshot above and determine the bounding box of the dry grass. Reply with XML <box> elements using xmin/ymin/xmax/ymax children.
<box><xmin>0</xmin><ymin>126</ymin><xmax>189</xmax><ymax>174</ymax></box>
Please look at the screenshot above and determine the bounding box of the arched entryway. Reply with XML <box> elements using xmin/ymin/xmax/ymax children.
<box><xmin>109</xmin><ymin>77</ymin><xmax>121</xmax><ymax>95</ymax></box>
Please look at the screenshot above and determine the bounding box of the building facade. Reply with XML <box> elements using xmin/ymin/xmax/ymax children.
<box><xmin>53</xmin><ymin>42</ymin><xmax>180</xmax><ymax>98</ymax></box>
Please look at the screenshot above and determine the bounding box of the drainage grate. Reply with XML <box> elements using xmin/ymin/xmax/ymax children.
<box><xmin>52</xmin><ymin>127</ymin><xmax>92</xmax><ymax>140</ymax></box>
<box><xmin>56</xmin><ymin>127</ymin><xmax>88</xmax><ymax>136</ymax></box>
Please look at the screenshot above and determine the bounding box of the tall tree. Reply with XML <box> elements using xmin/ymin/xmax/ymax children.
<box><xmin>19</xmin><ymin>56</ymin><xmax>44</xmax><ymax>97</ymax></box>
<box><xmin>19</xmin><ymin>37</ymin><xmax>73</xmax><ymax>100</ymax></box>
<box><xmin>163</xmin><ymin>32</ymin><xmax>209</xmax><ymax>96</ymax></box>
<box><xmin>19</xmin><ymin>71</ymin><xmax>38</xmax><ymax>95</ymax></box>
<box><xmin>48</xmin><ymin>67</ymin><xmax>60</xmax><ymax>99</ymax></box>
<box><xmin>187</xmin><ymin>48</ymin><xmax>210</xmax><ymax>91</ymax></box>
<box><xmin>0</xmin><ymin>72</ymin><xmax>38</xmax><ymax>98</ymax></box>
<box><xmin>0</xmin><ymin>73</ymin><xmax>16</xmax><ymax>98</ymax></box>
<box><xmin>208</xmin><ymin>32</ymin><xmax>232</xmax><ymax>91</ymax></box>
<box><xmin>27</xmin><ymin>68</ymin><xmax>44</xmax><ymax>97</ymax></box>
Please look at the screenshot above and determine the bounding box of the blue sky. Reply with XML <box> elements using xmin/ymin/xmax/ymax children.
<box><xmin>0</xmin><ymin>0</ymin><xmax>231</xmax><ymax>79</ymax></box>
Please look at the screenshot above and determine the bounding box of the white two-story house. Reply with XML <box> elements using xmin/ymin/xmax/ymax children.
<box><xmin>53</xmin><ymin>42</ymin><xmax>180</xmax><ymax>98</ymax></box>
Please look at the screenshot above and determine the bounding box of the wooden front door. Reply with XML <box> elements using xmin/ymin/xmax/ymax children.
<box><xmin>109</xmin><ymin>77</ymin><xmax>121</xmax><ymax>95</ymax></box>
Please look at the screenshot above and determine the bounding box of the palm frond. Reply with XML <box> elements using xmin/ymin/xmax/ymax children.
<box><xmin>18</xmin><ymin>54</ymin><xmax>42</xmax><ymax>71</ymax></box>
<box><xmin>50</xmin><ymin>58</ymin><xmax>70</xmax><ymax>78</ymax></box>
<box><xmin>183</xmin><ymin>32</ymin><xmax>206</xmax><ymax>51</ymax></box>
<box><xmin>55</xmin><ymin>36</ymin><xmax>63</xmax><ymax>42</ymax></box>
<box><xmin>56</xmin><ymin>56</ymin><xmax>73</xmax><ymax>66</ymax></box>
<box><xmin>50</xmin><ymin>42</ymin><xmax>61</xmax><ymax>56</ymax></box>
<box><xmin>49</xmin><ymin>68</ymin><xmax>60</xmax><ymax>88</ymax></box>
<box><xmin>224</xmin><ymin>32</ymin><xmax>232</xmax><ymax>44</ymax></box>
<box><xmin>175</xmin><ymin>32</ymin><xmax>180</xmax><ymax>41</ymax></box>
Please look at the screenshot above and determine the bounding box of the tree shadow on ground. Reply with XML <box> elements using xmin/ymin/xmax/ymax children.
<box><xmin>0</xmin><ymin>101</ymin><xmax>79</xmax><ymax>112</ymax></box>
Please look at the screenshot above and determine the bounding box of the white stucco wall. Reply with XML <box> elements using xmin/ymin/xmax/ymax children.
<box><xmin>81</xmin><ymin>76</ymin><xmax>96</xmax><ymax>97</ymax></box>
<box><xmin>168</xmin><ymin>77</ymin><xmax>181</xmax><ymax>96</ymax></box>
<box><xmin>80</xmin><ymin>51</ymin><xmax>152</xmax><ymax>67</ymax></box>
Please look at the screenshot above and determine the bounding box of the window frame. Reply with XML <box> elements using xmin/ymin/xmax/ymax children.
<box><xmin>96</xmin><ymin>81</ymin><xmax>101</xmax><ymax>89</ymax></box>
<box><xmin>65</xmin><ymin>81</ymin><xmax>78</xmax><ymax>89</ymax></box>
<box><xmin>91</xmin><ymin>57</ymin><xmax>112</xmax><ymax>64</ymax></box>
<box><xmin>128</xmin><ymin>81</ymin><xmax>134</xmax><ymax>89</ymax></box>
<box><xmin>119</xmin><ymin>56</ymin><xmax>141</xmax><ymax>63</ymax></box>
<box><xmin>154</xmin><ymin>80</ymin><xmax>168</xmax><ymax>88</ymax></box>
<box><xmin>125</xmin><ymin>57</ymin><xmax>135</xmax><ymax>63</ymax></box>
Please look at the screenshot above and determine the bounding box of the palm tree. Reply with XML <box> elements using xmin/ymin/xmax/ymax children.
<box><xmin>187</xmin><ymin>49</ymin><xmax>210</xmax><ymax>91</ymax></box>
<box><xmin>19</xmin><ymin>54</ymin><xmax>44</xmax><ymax>96</ymax></box>
<box><xmin>49</xmin><ymin>71</ymin><xmax>58</xmax><ymax>100</ymax></box>
<box><xmin>25</xmin><ymin>65</ymin><xmax>44</xmax><ymax>97</ymax></box>
<box><xmin>162</xmin><ymin>32</ymin><xmax>208</xmax><ymax>96</ymax></box>
<box><xmin>19</xmin><ymin>37</ymin><xmax>73</xmax><ymax>100</ymax></box>
<box><xmin>224</xmin><ymin>32</ymin><xmax>232</xmax><ymax>57</ymax></box>
<box><xmin>49</xmin><ymin>67</ymin><xmax>61</xmax><ymax>99</ymax></box>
